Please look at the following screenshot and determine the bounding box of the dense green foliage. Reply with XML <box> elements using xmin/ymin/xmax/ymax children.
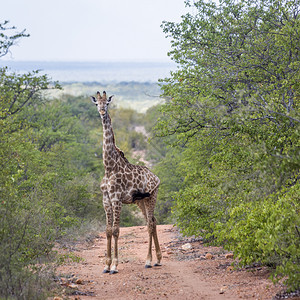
<box><xmin>155</xmin><ymin>0</ymin><xmax>300</xmax><ymax>291</ymax></box>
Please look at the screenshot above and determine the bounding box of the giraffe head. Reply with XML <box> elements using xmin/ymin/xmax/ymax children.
<box><xmin>90</xmin><ymin>91</ymin><xmax>114</xmax><ymax>117</ymax></box>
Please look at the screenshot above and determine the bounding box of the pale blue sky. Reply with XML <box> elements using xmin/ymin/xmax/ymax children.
<box><xmin>1</xmin><ymin>0</ymin><xmax>191</xmax><ymax>62</ymax></box>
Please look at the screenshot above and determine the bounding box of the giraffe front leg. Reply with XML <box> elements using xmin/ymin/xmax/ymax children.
<box><xmin>104</xmin><ymin>229</ymin><xmax>112</xmax><ymax>273</ymax></box>
<box><xmin>103</xmin><ymin>199</ymin><xmax>113</xmax><ymax>273</ymax></box>
<box><xmin>110</xmin><ymin>199</ymin><xmax>121</xmax><ymax>274</ymax></box>
<box><xmin>110</xmin><ymin>225</ymin><xmax>120</xmax><ymax>274</ymax></box>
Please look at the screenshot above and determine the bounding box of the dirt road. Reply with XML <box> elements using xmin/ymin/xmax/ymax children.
<box><xmin>56</xmin><ymin>224</ymin><xmax>285</xmax><ymax>299</ymax></box>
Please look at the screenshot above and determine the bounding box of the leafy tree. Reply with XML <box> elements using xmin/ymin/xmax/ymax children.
<box><xmin>0</xmin><ymin>23</ymin><xmax>75</xmax><ymax>298</ymax></box>
<box><xmin>157</xmin><ymin>0</ymin><xmax>300</xmax><ymax>290</ymax></box>
<box><xmin>160</xmin><ymin>0</ymin><xmax>299</xmax><ymax>141</ymax></box>
<box><xmin>0</xmin><ymin>79</ymin><xmax>71</xmax><ymax>298</ymax></box>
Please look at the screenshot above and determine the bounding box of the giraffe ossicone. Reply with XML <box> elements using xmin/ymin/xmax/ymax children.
<box><xmin>90</xmin><ymin>91</ymin><xmax>162</xmax><ymax>274</ymax></box>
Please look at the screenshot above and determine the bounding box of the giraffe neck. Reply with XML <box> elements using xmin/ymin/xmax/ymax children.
<box><xmin>101</xmin><ymin>113</ymin><xmax>120</xmax><ymax>171</ymax></box>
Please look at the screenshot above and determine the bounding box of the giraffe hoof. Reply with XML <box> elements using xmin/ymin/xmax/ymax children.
<box><xmin>109</xmin><ymin>270</ymin><xmax>118</xmax><ymax>275</ymax></box>
<box><xmin>102</xmin><ymin>269</ymin><xmax>110</xmax><ymax>274</ymax></box>
<box><xmin>154</xmin><ymin>263</ymin><xmax>162</xmax><ymax>267</ymax></box>
<box><xmin>145</xmin><ymin>264</ymin><xmax>152</xmax><ymax>269</ymax></box>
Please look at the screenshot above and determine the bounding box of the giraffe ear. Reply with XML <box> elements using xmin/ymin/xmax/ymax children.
<box><xmin>108</xmin><ymin>95</ymin><xmax>114</xmax><ymax>103</ymax></box>
<box><xmin>90</xmin><ymin>96</ymin><xmax>98</xmax><ymax>105</ymax></box>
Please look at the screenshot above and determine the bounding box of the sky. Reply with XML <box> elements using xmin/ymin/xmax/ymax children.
<box><xmin>1</xmin><ymin>0</ymin><xmax>191</xmax><ymax>62</ymax></box>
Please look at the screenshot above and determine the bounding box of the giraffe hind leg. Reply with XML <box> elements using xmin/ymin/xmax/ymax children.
<box><xmin>152</xmin><ymin>215</ymin><xmax>162</xmax><ymax>266</ymax></box>
<box><xmin>136</xmin><ymin>200</ymin><xmax>152</xmax><ymax>266</ymax></box>
<box><xmin>149</xmin><ymin>189</ymin><xmax>162</xmax><ymax>267</ymax></box>
<box><xmin>143</xmin><ymin>189</ymin><xmax>162</xmax><ymax>268</ymax></box>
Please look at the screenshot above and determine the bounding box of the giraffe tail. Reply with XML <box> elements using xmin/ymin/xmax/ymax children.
<box><xmin>132</xmin><ymin>191</ymin><xmax>151</xmax><ymax>202</ymax></box>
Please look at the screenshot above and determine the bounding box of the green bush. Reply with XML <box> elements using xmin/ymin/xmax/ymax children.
<box><xmin>216</xmin><ymin>182</ymin><xmax>299</xmax><ymax>290</ymax></box>
<box><xmin>0</xmin><ymin>181</ymin><xmax>75</xmax><ymax>298</ymax></box>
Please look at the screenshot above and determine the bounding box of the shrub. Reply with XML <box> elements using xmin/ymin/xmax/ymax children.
<box><xmin>216</xmin><ymin>182</ymin><xmax>300</xmax><ymax>290</ymax></box>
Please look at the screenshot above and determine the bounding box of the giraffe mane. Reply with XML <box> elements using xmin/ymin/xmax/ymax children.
<box><xmin>105</xmin><ymin>114</ymin><xmax>131</xmax><ymax>164</ymax></box>
<box><xmin>115</xmin><ymin>146</ymin><xmax>130</xmax><ymax>164</ymax></box>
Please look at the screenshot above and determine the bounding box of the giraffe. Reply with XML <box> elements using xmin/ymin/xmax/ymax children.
<box><xmin>90</xmin><ymin>91</ymin><xmax>162</xmax><ymax>274</ymax></box>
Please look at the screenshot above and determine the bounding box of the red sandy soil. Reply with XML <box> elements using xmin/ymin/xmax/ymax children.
<box><xmin>55</xmin><ymin>224</ymin><xmax>297</xmax><ymax>300</ymax></box>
